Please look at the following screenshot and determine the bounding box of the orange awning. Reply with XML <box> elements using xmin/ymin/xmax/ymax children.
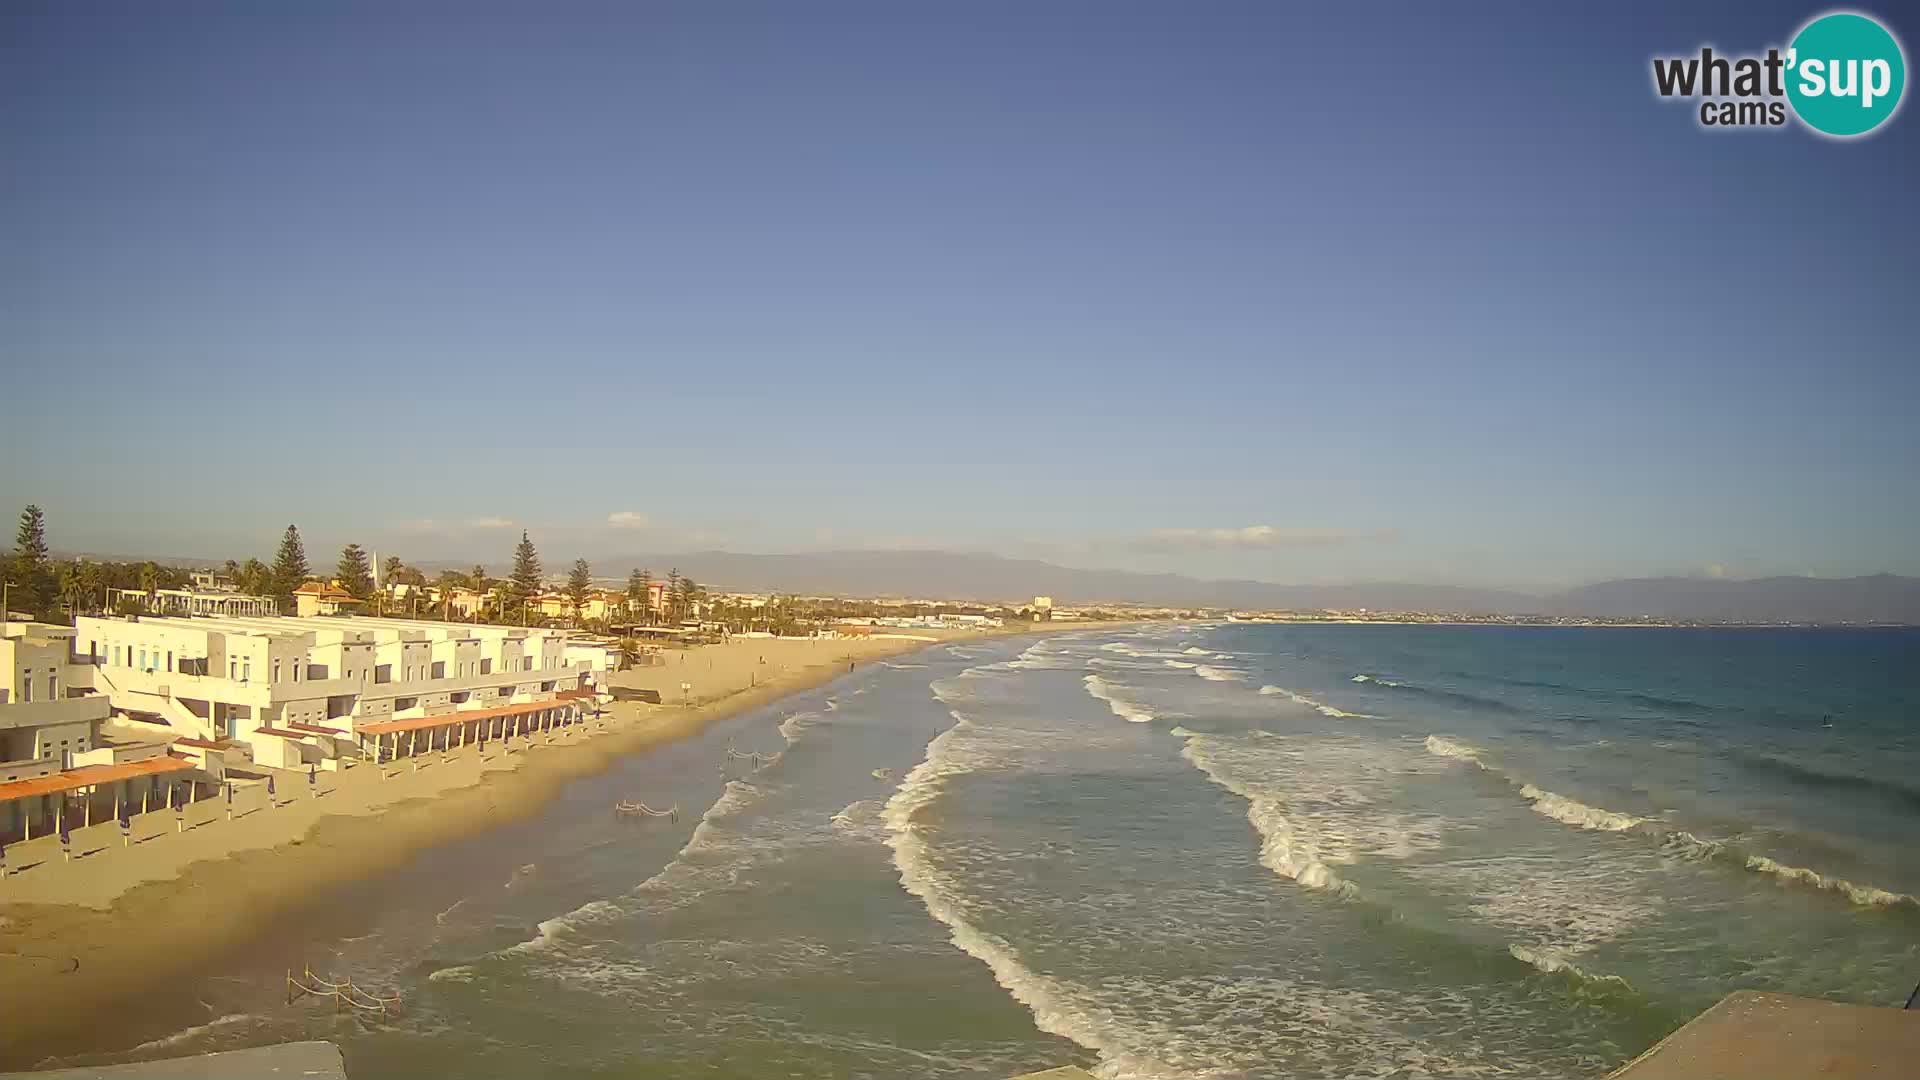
<box><xmin>356</xmin><ymin>698</ymin><xmax>578</xmax><ymax>737</ymax></box>
<box><xmin>0</xmin><ymin>755</ymin><xmax>197</xmax><ymax>804</ymax></box>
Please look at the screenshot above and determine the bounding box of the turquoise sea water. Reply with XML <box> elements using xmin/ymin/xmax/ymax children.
<box><xmin>39</xmin><ymin>625</ymin><xmax>1920</xmax><ymax>1078</ymax></box>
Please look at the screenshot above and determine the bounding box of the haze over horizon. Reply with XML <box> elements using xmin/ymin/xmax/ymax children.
<box><xmin>5</xmin><ymin>1</ymin><xmax>1916</xmax><ymax>589</ymax></box>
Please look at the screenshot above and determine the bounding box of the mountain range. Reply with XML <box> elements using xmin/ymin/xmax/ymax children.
<box><xmin>40</xmin><ymin>546</ymin><xmax>1920</xmax><ymax>623</ymax></box>
<box><xmin>478</xmin><ymin>550</ymin><xmax>1919</xmax><ymax>624</ymax></box>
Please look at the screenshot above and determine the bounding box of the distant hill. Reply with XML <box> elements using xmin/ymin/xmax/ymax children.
<box><xmin>43</xmin><ymin>544</ymin><xmax>1918</xmax><ymax>624</ymax></box>
<box><xmin>565</xmin><ymin>550</ymin><xmax>1918</xmax><ymax>623</ymax></box>
<box><xmin>1546</xmin><ymin>574</ymin><xmax>1920</xmax><ymax>624</ymax></box>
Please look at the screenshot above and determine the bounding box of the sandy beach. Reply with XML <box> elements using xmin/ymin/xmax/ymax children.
<box><xmin>0</xmin><ymin>627</ymin><xmax>1068</xmax><ymax>1065</ymax></box>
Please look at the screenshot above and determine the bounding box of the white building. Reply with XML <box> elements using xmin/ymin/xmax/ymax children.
<box><xmin>108</xmin><ymin>587</ymin><xmax>277</xmax><ymax>618</ymax></box>
<box><xmin>3</xmin><ymin>621</ymin><xmax>196</xmax><ymax>843</ymax></box>
<box><xmin>74</xmin><ymin>614</ymin><xmax>604</xmax><ymax>770</ymax></box>
<box><xmin>2</xmin><ymin>621</ymin><xmax>109</xmax><ymax>777</ymax></box>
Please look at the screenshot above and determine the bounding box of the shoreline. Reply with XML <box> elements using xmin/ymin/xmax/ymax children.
<box><xmin>0</xmin><ymin>626</ymin><xmax>1089</xmax><ymax>1066</ymax></box>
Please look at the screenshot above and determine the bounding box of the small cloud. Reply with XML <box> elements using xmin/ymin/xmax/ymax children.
<box><xmin>395</xmin><ymin>518</ymin><xmax>442</xmax><ymax>534</ymax></box>
<box><xmin>466</xmin><ymin>517</ymin><xmax>516</xmax><ymax>530</ymax></box>
<box><xmin>1137</xmin><ymin>525</ymin><xmax>1393</xmax><ymax>550</ymax></box>
<box><xmin>606</xmin><ymin>511</ymin><xmax>651</xmax><ymax>530</ymax></box>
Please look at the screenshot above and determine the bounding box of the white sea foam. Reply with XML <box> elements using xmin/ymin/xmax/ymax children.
<box><xmin>1423</xmin><ymin>735</ymin><xmax>1486</xmax><ymax>765</ymax></box>
<box><xmin>1352</xmin><ymin>673</ymin><xmax>1402</xmax><ymax>686</ymax></box>
<box><xmin>779</xmin><ymin>711</ymin><xmax>822</xmax><ymax>740</ymax></box>
<box><xmin>1741</xmin><ymin>854</ymin><xmax>1917</xmax><ymax>908</ymax></box>
<box><xmin>1508</xmin><ymin>944</ymin><xmax>1631</xmax><ymax>986</ymax></box>
<box><xmin>1168</xmin><ymin>725</ymin><xmax>1197</xmax><ymax>738</ymax></box>
<box><xmin>883</xmin><ymin>718</ymin><xmax>1184</xmax><ymax>1079</ymax></box>
<box><xmin>128</xmin><ymin>1013</ymin><xmax>260</xmax><ymax>1055</ymax></box>
<box><xmin>1084</xmin><ymin>675</ymin><xmax>1155</xmax><ymax>723</ymax></box>
<box><xmin>1164</xmin><ymin>660</ymin><xmax>1197</xmax><ymax>669</ymax></box>
<box><xmin>1518</xmin><ymin>784</ymin><xmax>1645</xmax><ymax>832</ymax></box>
<box><xmin>1178</xmin><ymin>738</ymin><xmax>1357</xmax><ymax>897</ymax></box>
<box><xmin>1182</xmin><ymin>647</ymin><xmax>1211</xmax><ymax>656</ymax></box>
<box><xmin>1259</xmin><ymin>685</ymin><xmax>1373</xmax><ymax>719</ymax></box>
<box><xmin>1192</xmin><ymin>665</ymin><xmax>1243</xmax><ymax>682</ymax></box>
<box><xmin>428</xmin><ymin>964</ymin><xmax>477</xmax><ymax>983</ymax></box>
<box><xmin>1010</xmin><ymin>640</ymin><xmax>1077</xmax><ymax>670</ymax></box>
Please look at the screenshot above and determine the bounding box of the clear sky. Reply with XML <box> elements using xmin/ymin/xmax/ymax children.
<box><xmin>3</xmin><ymin>1</ymin><xmax>1916</xmax><ymax>588</ymax></box>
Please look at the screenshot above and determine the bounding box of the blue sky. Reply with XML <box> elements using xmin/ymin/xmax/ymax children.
<box><xmin>3</xmin><ymin>1</ymin><xmax>1916</xmax><ymax>588</ymax></box>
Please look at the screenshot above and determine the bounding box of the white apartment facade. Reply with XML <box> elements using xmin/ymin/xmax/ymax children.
<box><xmin>75</xmin><ymin>613</ymin><xmax>607</xmax><ymax>767</ymax></box>
<box><xmin>2</xmin><ymin>621</ymin><xmax>111</xmax><ymax>779</ymax></box>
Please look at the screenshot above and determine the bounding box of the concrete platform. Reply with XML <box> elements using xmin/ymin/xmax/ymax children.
<box><xmin>0</xmin><ymin>1041</ymin><xmax>345</xmax><ymax>1079</ymax></box>
<box><xmin>1607</xmin><ymin>991</ymin><xmax>1920</xmax><ymax>1079</ymax></box>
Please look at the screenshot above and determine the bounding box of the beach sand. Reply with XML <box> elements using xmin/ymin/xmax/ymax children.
<box><xmin>0</xmin><ymin>627</ymin><xmax>1067</xmax><ymax>1064</ymax></box>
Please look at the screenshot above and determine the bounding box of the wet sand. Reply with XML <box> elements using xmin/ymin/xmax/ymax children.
<box><xmin>0</xmin><ymin>628</ymin><xmax>1069</xmax><ymax>1065</ymax></box>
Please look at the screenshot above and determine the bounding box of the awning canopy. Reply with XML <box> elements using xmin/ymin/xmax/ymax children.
<box><xmin>0</xmin><ymin>755</ymin><xmax>197</xmax><ymax>805</ymax></box>
<box><xmin>356</xmin><ymin>698</ymin><xmax>579</xmax><ymax>737</ymax></box>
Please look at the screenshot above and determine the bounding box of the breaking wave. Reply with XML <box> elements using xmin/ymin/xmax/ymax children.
<box><xmin>1084</xmin><ymin>675</ymin><xmax>1156</xmax><ymax>723</ymax></box>
<box><xmin>1258</xmin><ymin>685</ymin><xmax>1372</xmax><ymax>719</ymax></box>
<box><xmin>1178</xmin><ymin>738</ymin><xmax>1358</xmax><ymax>898</ymax></box>
<box><xmin>1424</xmin><ymin>737</ymin><xmax>1916</xmax><ymax>909</ymax></box>
<box><xmin>1192</xmin><ymin>665</ymin><xmax>1243</xmax><ymax>682</ymax></box>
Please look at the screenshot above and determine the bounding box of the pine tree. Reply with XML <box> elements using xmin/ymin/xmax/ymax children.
<box><xmin>271</xmin><ymin>524</ymin><xmax>310</xmax><ymax>612</ymax></box>
<box><xmin>665</xmin><ymin>568</ymin><xmax>682</xmax><ymax>624</ymax></box>
<box><xmin>509</xmin><ymin>531</ymin><xmax>542</xmax><ymax>622</ymax></box>
<box><xmin>337</xmin><ymin>544</ymin><xmax>374</xmax><ymax>599</ymax></box>
<box><xmin>567</xmin><ymin>558</ymin><xmax>592</xmax><ymax>618</ymax></box>
<box><xmin>8</xmin><ymin>504</ymin><xmax>53</xmax><ymax>617</ymax></box>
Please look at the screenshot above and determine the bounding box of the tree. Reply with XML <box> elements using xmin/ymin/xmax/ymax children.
<box><xmin>271</xmin><ymin>525</ymin><xmax>310</xmax><ymax>612</ymax></box>
<box><xmin>382</xmin><ymin>555</ymin><xmax>402</xmax><ymax>586</ymax></box>
<box><xmin>8</xmin><ymin>504</ymin><xmax>53</xmax><ymax>617</ymax></box>
<box><xmin>237</xmin><ymin>558</ymin><xmax>270</xmax><ymax>596</ymax></box>
<box><xmin>57</xmin><ymin>562</ymin><xmax>82</xmax><ymax>618</ymax></box>
<box><xmin>626</xmin><ymin>567</ymin><xmax>652</xmax><ymax>625</ymax></box>
<box><xmin>665</xmin><ymin>567</ymin><xmax>682</xmax><ymax>623</ymax></box>
<box><xmin>138</xmin><ymin>561</ymin><xmax>160</xmax><ymax>596</ymax></box>
<box><xmin>567</xmin><ymin>558</ymin><xmax>592</xmax><ymax>619</ymax></box>
<box><xmin>77</xmin><ymin>561</ymin><xmax>103</xmax><ymax>615</ymax></box>
<box><xmin>509</xmin><ymin>531</ymin><xmax>542</xmax><ymax>622</ymax></box>
<box><xmin>337</xmin><ymin>544</ymin><xmax>374</xmax><ymax>600</ymax></box>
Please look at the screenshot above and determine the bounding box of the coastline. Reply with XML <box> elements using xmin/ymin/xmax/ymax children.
<box><xmin>0</xmin><ymin>625</ymin><xmax>1091</xmax><ymax>1066</ymax></box>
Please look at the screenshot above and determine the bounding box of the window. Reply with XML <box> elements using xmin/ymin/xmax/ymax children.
<box><xmin>480</xmin><ymin>658</ymin><xmax>492</xmax><ymax>675</ymax></box>
<box><xmin>139</xmin><ymin>649</ymin><xmax>148</xmax><ymax>670</ymax></box>
<box><xmin>22</xmin><ymin>677</ymin><xmax>31</xmax><ymax>703</ymax></box>
<box><xmin>374</xmin><ymin>664</ymin><xmax>392</xmax><ymax>684</ymax></box>
<box><xmin>48</xmin><ymin>673</ymin><xmax>58</xmax><ymax>699</ymax></box>
<box><xmin>273</xmin><ymin>659</ymin><xmax>281</xmax><ymax>683</ymax></box>
<box><xmin>229</xmin><ymin>659</ymin><xmax>237</xmax><ymax>680</ymax></box>
<box><xmin>431</xmin><ymin>661</ymin><xmax>445</xmax><ymax>679</ymax></box>
<box><xmin>167</xmin><ymin>650</ymin><xmax>173</xmax><ymax>672</ymax></box>
<box><xmin>242</xmin><ymin>660</ymin><xmax>251</xmax><ymax>683</ymax></box>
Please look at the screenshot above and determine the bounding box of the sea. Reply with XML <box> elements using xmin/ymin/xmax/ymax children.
<box><xmin>37</xmin><ymin>624</ymin><xmax>1920</xmax><ymax>1079</ymax></box>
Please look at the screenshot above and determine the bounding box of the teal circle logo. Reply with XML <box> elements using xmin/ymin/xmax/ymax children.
<box><xmin>1786</xmin><ymin>11</ymin><xmax>1906</xmax><ymax>137</ymax></box>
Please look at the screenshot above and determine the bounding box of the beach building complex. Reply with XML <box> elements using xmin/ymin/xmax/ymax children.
<box><xmin>3</xmin><ymin>620</ymin><xmax>189</xmax><ymax>843</ymax></box>
<box><xmin>72</xmin><ymin>614</ymin><xmax>615</xmax><ymax>769</ymax></box>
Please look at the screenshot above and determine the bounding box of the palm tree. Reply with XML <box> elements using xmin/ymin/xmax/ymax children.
<box><xmin>138</xmin><ymin>561</ymin><xmax>159</xmax><ymax>597</ymax></box>
<box><xmin>57</xmin><ymin>562</ymin><xmax>82</xmax><ymax>618</ymax></box>
<box><xmin>78</xmin><ymin>561</ymin><xmax>103</xmax><ymax>615</ymax></box>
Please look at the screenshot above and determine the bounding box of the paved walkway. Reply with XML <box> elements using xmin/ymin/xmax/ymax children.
<box><xmin>1608</xmin><ymin>991</ymin><xmax>1920</xmax><ymax>1079</ymax></box>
